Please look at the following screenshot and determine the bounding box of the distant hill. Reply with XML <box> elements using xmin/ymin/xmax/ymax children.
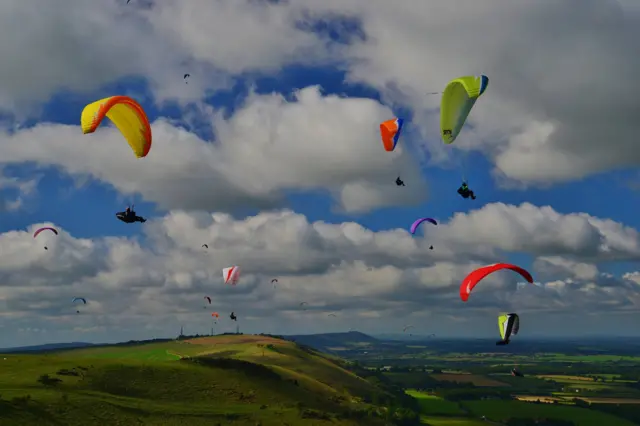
<box><xmin>0</xmin><ymin>341</ymin><xmax>95</xmax><ymax>353</ymax></box>
<box><xmin>284</xmin><ymin>331</ymin><xmax>378</xmax><ymax>351</ymax></box>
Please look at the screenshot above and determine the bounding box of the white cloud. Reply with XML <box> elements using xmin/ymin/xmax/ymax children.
<box><xmin>2</xmin><ymin>203</ymin><xmax>640</xmax><ymax>346</ymax></box>
<box><xmin>290</xmin><ymin>0</ymin><xmax>640</xmax><ymax>185</ymax></box>
<box><xmin>3</xmin><ymin>1</ymin><xmax>637</xmax><ymax>185</ymax></box>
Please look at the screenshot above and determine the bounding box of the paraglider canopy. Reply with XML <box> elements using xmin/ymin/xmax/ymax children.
<box><xmin>409</xmin><ymin>217</ymin><xmax>437</xmax><ymax>234</ymax></box>
<box><xmin>440</xmin><ymin>75</ymin><xmax>489</xmax><ymax>144</ymax></box>
<box><xmin>380</xmin><ymin>117</ymin><xmax>404</xmax><ymax>152</ymax></box>
<box><xmin>223</xmin><ymin>266</ymin><xmax>240</xmax><ymax>285</ymax></box>
<box><xmin>460</xmin><ymin>263</ymin><xmax>533</xmax><ymax>302</ymax></box>
<box><xmin>497</xmin><ymin>313</ymin><xmax>520</xmax><ymax>345</ymax></box>
<box><xmin>80</xmin><ymin>96</ymin><xmax>152</xmax><ymax>158</ymax></box>
<box><xmin>33</xmin><ymin>227</ymin><xmax>58</xmax><ymax>238</ymax></box>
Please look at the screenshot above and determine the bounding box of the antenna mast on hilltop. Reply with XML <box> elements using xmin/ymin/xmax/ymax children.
<box><xmin>179</xmin><ymin>325</ymin><xmax>184</xmax><ymax>337</ymax></box>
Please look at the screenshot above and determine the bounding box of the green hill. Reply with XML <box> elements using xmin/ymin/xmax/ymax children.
<box><xmin>0</xmin><ymin>334</ymin><xmax>419</xmax><ymax>426</ymax></box>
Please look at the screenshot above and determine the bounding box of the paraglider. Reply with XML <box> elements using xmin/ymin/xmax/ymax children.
<box><xmin>441</xmin><ymin>76</ymin><xmax>489</xmax><ymax>188</ymax></box>
<box><xmin>116</xmin><ymin>205</ymin><xmax>146</xmax><ymax>224</ymax></box>
<box><xmin>440</xmin><ymin>75</ymin><xmax>489</xmax><ymax>145</ymax></box>
<box><xmin>409</xmin><ymin>217</ymin><xmax>437</xmax><ymax>234</ymax></box>
<box><xmin>223</xmin><ymin>266</ymin><xmax>240</xmax><ymax>285</ymax></box>
<box><xmin>380</xmin><ymin>117</ymin><xmax>404</xmax><ymax>152</ymax></box>
<box><xmin>202</xmin><ymin>244</ymin><xmax>208</xmax><ymax>249</ymax></box>
<box><xmin>457</xmin><ymin>182</ymin><xmax>476</xmax><ymax>200</ymax></box>
<box><xmin>410</xmin><ymin>217</ymin><xmax>437</xmax><ymax>249</ymax></box>
<box><xmin>497</xmin><ymin>313</ymin><xmax>519</xmax><ymax>345</ymax></box>
<box><xmin>184</xmin><ymin>74</ymin><xmax>190</xmax><ymax>83</ymax></box>
<box><xmin>395</xmin><ymin>177</ymin><xmax>405</xmax><ymax>186</ymax></box>
<box><xmin>80</xmin><ymin>95</ymin><xmax>152</xmax><ymax>159</ymax></box>
<box><xmin>230</xmin><ymin>312</ymin><xmax>237</xmax><ymax>321</ymax></box>
<box><xmin>460</xmin><ymin>263</ymin><xmax>533</xmax><ymax>302</ymax></box>
<box><xmin>211</xmin><ymin>312</ymin><xmax>219</xmax><ymax>323</ymax></box>
<box><xmin>299</xmin><ymin>302</ymin><xmax>308</xmax><ymax>310</ymax></box>
<box><xmin>271</xmin><ymin>279</ymin><xmax>278</xmax><ymax>284</ymax></box>
<box><xmin>328</xmin><ymin>313</ymin><xmax>337</xmax><ymax>317</ymax></box>
<box><xmin>72</xmin><ymin>297</ymin><xmax>86</xmax><ymax>314</ymax></box>
<box><xmin>403</xmin><ymin>325</ymin><xmax>414</xmax><ymax>333</ymax></box>
<box><xmin>203</xmin><ymin>296</ymin><xmax>211</xmax><ymax>308</ymax></box>
<box><xmin>33</xmin><ymin>227</ymin><xmax>58</xmax><ymax>250</ymax></box>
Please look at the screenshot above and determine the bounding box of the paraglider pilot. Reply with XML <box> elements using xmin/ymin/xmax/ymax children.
<box><xmin>395</xmin><ymin>177</ymin><xmax>405</xmax><ymax>186</ymax></box>
<box><xmin>116</xmin><ymin>205</ymin><xmax>147</xmax><ymax>224</ymax></box>
<box><xmin>457</xmin><ymin>182</ymin><xmax>476</xmax><ymax>200</ymax></box>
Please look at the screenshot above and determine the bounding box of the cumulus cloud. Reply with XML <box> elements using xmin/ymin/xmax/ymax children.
<box><xmin>285</xmin><ymin>0</ymin><xmax>640</xmax><ymax>185</ymax></box>
<box><xmin>4</xmin><ymin>0</ymin><xmax>637</xmax><ymax>185</ymax></box>
<box><xmin>2</xmin><ymin>203</ymin><xmax>640</xmax><ymax>345</ymax></box>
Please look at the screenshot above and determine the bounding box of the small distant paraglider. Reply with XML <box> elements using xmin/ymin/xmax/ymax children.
<box><xmin>72</xmin><ymin>297</ymin><xmax>86</xmax><ymax>314</ymax></box>
<box><xmin>410</xmin><ymin>217</ymin><xmax>437</xmax><ymax>250</ymax></box>
<box><xmin>223</xmin><ymin>266</ymin><xmax>240</xmax><ymax>286</ymax></box>
<box><xmin>230</xmin><ymin>312</ymin><xmax>237</xmax><ymax>321</ymax></box>
<box><xmin>202</xmin><ymin>244</ymin><xmax>208</xmax><ymax>249</ymax></box>
<box><xmin>33</xmin><ymin>227</ymin><xmax>58</xmax><ymax>250</ymax></box>
<box><xmin>203</xmin><ymin>296</ymin><xmax>211</xmax><ymax>308</ymax></box>
<box><xmin>299</xmin><ymin>302</ymin><xmax>308</xmax><ymax>311</ymax></box>
<box><xmin>184</xmin><ymin>74</ymin><xmax>190</xmax><ymax>83</ymax></box>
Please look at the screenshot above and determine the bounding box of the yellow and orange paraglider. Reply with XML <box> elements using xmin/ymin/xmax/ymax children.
<box><xmin>80</xmin><ymin>96</ymin><xmax>152</xmax><ymax>158</ymax></box>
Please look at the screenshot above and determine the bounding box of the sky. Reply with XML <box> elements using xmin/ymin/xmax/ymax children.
<box><xmin>1</xmin><ymin>0</ymin><xmax>640</xmax><ymax>347</ymax></box>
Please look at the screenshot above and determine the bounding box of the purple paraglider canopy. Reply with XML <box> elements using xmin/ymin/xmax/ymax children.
<box><xmin>409</xmin><ymin>218</ymin><xmax>437</xmax><ymax>234</ymax></box>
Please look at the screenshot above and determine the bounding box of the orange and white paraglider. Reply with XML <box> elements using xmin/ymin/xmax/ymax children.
<box><xmin>80</xmin><ymin>96</ymin><xmax>152</xmax><ymax>158</ymax></box>
<box><xmin>380</xmin><ymin>117</ymin><xmax>404</xmax><ymax>152</ymax></box>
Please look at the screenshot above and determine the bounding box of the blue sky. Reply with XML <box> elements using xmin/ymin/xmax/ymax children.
<box><xmin>1</xmin><ymin>0</ymin><xmax>640</xmax><ymax>347</ymax></box>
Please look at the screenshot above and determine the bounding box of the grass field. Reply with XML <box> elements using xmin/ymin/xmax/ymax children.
<box><xmin>430</xmin><ymin>374</ymin><xmax>508</xmax><ymax>387</ymax></box>
<box><xmin>462</xmin><ymin>399</ymin><xmax>636</xmax><ymax>426</ymax></box>
<box><xmin>537</xmin><ymin>374</ymin><xmax>639</xmax><ymax>394</ymax></box>
<box><xmin>0</xmin><ymin>335</ymin><xmax>390</xmax><ymax>426</ymax></box>
<box><xmin>420</xmin><ymin>416</ymin><xmax>487</xmax><ymax>425</ymax></box>
<box><xmin>405</xmin><ymin>389</ymin><xmax>464</xmax><ymax>415</ymax></box>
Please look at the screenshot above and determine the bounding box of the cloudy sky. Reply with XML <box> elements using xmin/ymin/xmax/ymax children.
<box><xmin>1</xmin><ymin>0</ymin><xmax>640</xmax><ymax>347</ymax></box>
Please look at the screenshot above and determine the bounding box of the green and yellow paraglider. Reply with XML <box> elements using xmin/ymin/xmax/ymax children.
<box><xmin>440</xmin><ymin>75</ymin><xmax>489</xmax><ymax>144</ymax></box>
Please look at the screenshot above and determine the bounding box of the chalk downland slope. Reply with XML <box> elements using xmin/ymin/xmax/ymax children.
<box><xmin>0</xmin><ymin>334</ymin><xmax>404</xmax><ymax>426</ymax></box>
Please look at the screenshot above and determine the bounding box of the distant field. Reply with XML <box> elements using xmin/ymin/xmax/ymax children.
<box><xmin>463</xmin><ymin>399</ymin><xmax>635</xmax><ymax>426</ymax></box>
<box><xmin>537</xmin><ymin>374</ymin><xmax>638</xmax><ymax>393</ymax></box>
<box><xmin>420</xmin><ymin>416</ymin><xmax>487</xmax><ymax>426</ymax></box>
<box><xmin>535</xmin><ymin>354</ymin><xmax>640</xmax><ymax>362</ymax></box>
<box><xmin>405</xmin><ymin>389</ymin><xmax>464</xmax><ymax>416</ymax></box>
<box><xmin>578</xmin><ymin>397</ymin><xmax>640</xmax><ymax>404</ymax></box>
<box><xmin>514</xmin><ymin>395</ymin><xmax>569</xmax><ymax>404</ymax></box>
<box><xmin>431</xmin><ymin>374</ymin><xmax>508</xmax><ymax>387</ymax></box>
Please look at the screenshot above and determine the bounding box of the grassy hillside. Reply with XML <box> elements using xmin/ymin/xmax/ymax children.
<box><xmin>0</xmin><ymin>334</ymin><xmax>417</xmax><ymax>426</ymax></box>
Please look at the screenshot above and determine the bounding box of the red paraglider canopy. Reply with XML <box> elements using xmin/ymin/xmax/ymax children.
<box><xmin>460</xmin><ymin>263</ymin><xmax>533</xmax><ymax>302</ymax></box>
